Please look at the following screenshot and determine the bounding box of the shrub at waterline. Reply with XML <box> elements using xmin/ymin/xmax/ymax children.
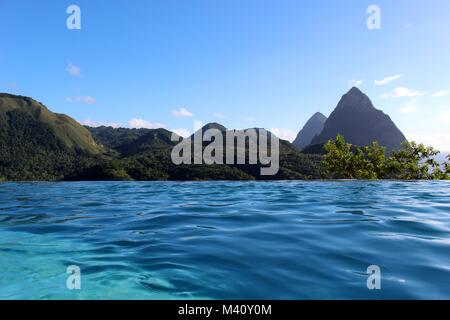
<box><xmin>323</xmin><ymin>134</ymin><xmax>450</xmax><ymax>180</ymax></box>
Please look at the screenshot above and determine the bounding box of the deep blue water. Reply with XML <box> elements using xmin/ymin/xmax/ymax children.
<box><xmin>0</xmin><ymin>181</ymin><xmax>449</xmax><ymax>300</ymax></box>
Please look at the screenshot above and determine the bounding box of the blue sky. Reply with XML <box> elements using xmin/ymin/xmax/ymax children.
<box><xmin>1</xmin><ymin>0</ymin><xmax>450</xmax><ymax>150</ymax></box>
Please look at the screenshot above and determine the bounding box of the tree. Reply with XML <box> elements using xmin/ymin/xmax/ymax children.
<box><xmin>323</xmin><ymin>134</ymin><xmax>355</xmax><ymax>178</ymax></box>
<box><xmin>323</xmin><ymin>135</ymin><xmax>386</xmax><ymax>179</ymax></box>
<box><xmin>385</xmin><ymin>141</ymin><xmax>440</xmax><ymax>180</ymax></box>
<box><xmin>352</xmin><ymin>147</ymin><xmax>376</xmax><ymax>179</ymax></box>
<box><xmin>364</xmin><ymin>142</ymin><xmax>386</xmax><ymax>179</ymax></box>
<box><xmin>444</xmin><ymin>155</ymin><xmax>450</xmax><ymax>179</ymax></box>
<box><xmin>323</xmin><ymin>135</ymin><xmax>448</xmax><ymax>180</ymax></box>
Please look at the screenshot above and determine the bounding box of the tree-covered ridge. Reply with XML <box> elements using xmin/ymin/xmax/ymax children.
<box><xmin>87</xmin><ymin>126</ymin><xmax>153</xmax><ymax>152</ymax></box>
<box><xmin>77</xmin><ymin>125</ymin><xmax>324</xmax><ymax>181</ymax></box>
<box><xmin>323</xmin><ymin>135</ymin><xmax>450</xmax><ymax>180</ymax></box>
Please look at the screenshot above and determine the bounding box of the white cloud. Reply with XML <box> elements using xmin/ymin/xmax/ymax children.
<box><xmin>172</xmin><ymin>128</ymin><xmax>191</xmax><ymax>138</ymax></box>
<box><xmin>212</xmin><ymin>112</ymin><xmax>227</xmax><ymax>119</ymax></box>
<box><xmin>171</xmin><ymin>107</ymin><xmax>193</xmax><ymax>118</ymax></box>
<box><xmin>67</xmin><ymin>61</ymin><xmax>81</xmax><ymax>77</ymax></box>
<box><xmin>374</xmin><ymin>74</ymin><xmax>404</xmax><ymax>86</ymax></box>
<box><xmin>271</xmin><ymin>128</ymin><xmax>297</xmax><ymax>142</ymax></box>
<box><xmin>66</xmin><ymin>96</ymin><xmax>97</xmax><ymax>105</ymax></box>
<box><xmin>128</xmin><ymin>118</ymin><xmax>166</xmax><ymax>129</ymax></box>
<box><xmin>407</xmin><ymin>133</ymin><xmax>450</xmax><ymax>152</ymax></box>
<box><xmin>381</xmin><ymin>87</ymin><xmax>426</xmax><ymax>98</ymax></box>
<box><xmin>432</xmin><ymin>90</ymin><xmax>449</xmax><ymax>98</ymax></box>
<box><xmin>82</xmin><ymin>119</ymin><xmax>121</xmax><ymax>128</ymax></box>
<box><xmin>348</xmin><ymin>79</ymin><xmax>363</xmax><ymax>87</ymax></box>
<box><xmin>245</xmin><ymin>117</ymin><xmax>255</xmax><ymax>123</ymax></box>
<box><xmin>403</xmin><ymin>23</ymin><xmax>414</xmax><ymax>30</ymax></box>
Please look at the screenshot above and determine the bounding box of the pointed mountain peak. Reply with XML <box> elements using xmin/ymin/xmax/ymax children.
<box><xmin>311</xmin><ymin>112</ymin><xmax>327</xmax><ymax>122</ymax></box>
<box><xmin>347</xmin><ymin>86</ymin><xmax>364</xmax><ymax>95</ymax></box>
<box><xmin>310</xmin><ymin>88</ymin><xmax>407</xmax><ymax>151</ymax></box>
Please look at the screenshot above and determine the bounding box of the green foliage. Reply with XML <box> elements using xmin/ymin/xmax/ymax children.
<box><xmin>323</xmin><ymin>137</ymin><xmax>349</xmax><ymax>178</ymax></box>
<box><xmin>0</xmin><ymin>108</ymin><xmax>86</xmax><ymax>181</ymax></box>
<box><xmin>385</xmin><ymin>141</ymin><xmax>441</xmax><ymax>180</ymax></box>
<box><xmin>87</xmin><ymin>126</ymin><xmax>152</xmax><ymax>152</ymax></box>
<box><xmin>323</xmin><ymin>135</ymin><xmax>449</xmax><ymax>180</ymax></box>
<box><xmin>364</xmin><ymin>142</ymin><xmax>386</xmax><ymax>179</ymax></box>
<box><xmin>443</xmin><ymin>155</ymin><xmax>450</xmax><ymax>180</ymax></box>
<box><xmin>323</xmin><ymin>136</ymin><xmax>385</xmax><ymax>179</ymax></box>
<box><xmin>65</xmin><ymin>159</ymin><xmax>133</xmax><ymax>181</ymax></box>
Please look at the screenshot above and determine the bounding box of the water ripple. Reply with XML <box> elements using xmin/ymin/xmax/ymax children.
<box><xmin>0</xmin><ymin>181</ymin><xmax>449</xmax><ymax>299</ymax></box>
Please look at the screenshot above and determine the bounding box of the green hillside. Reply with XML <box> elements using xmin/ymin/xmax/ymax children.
<box><xmin>0</xmin><ymin>93</ymin><xmax>102</xmax><ymax>154</ymax></box>
<box><xmin>0</xmin><ymin>93</ymin><xmax>104</xmax><ymax>180</ymax></box>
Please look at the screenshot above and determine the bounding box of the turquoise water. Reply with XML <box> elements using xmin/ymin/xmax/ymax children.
<box><xmin>0</xmin><ymin>181</ymin><xmax>449</xmax><ymax>300</ymax></box>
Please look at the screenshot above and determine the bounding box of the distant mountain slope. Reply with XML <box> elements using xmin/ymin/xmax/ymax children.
<box><xmin>0</xmin><ymin>93</ymin><xmax>102</xmax><ymax>154</ymax></box>
<box><xmin>310</xmin><ymin>87</ymin><xmax>407</xmax><ymax>151</ymax></box>
<box><xmin>293</xmin><ymin>112</ymin><xmax>327</xmax><ymax>150</ymax></box>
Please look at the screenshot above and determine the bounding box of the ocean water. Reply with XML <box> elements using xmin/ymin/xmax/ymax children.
<box><xmin>0</xmin><ymin>181</ymin><xmax>449</xmax><ymax>300</ymax></box>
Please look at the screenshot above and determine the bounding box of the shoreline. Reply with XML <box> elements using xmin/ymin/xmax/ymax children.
<box><xmin>1</xmin><ymin>179</ymin><xmax>449</xmax><ymax>183</ymax></box>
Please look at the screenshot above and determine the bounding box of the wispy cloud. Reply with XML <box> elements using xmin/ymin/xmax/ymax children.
<box><xmin>128</xmin><ymin>118</ymin><xmax>166</xmax><ymax>129</ymax></box>
<box><xmin>271</xmin><ymin>128</ymin><xmax>297</xmax><ymax>142</ymax></box>
<box><xmin>399</xmin><ymin>99</ymin><xmax>419</xmax><ymax>113</ymax></box>
<box><xmin>66</xmin><ymin>96</ymin><xmax>96</xmax><ymax>105</ymax></box>
<box><xmin>171</xmin><ymin>107</ymin><xmax>193</xmax><ymax>118</ymax></box>
<box><xmin>212</xmin><ymin>112</ymin><xmax>227</xmax><ymax>119</ymax></box>
<box><xmin>432</xmin><ymin>90</ymin><xmax>449</xmax><ymax>98</ymax></box>
<box><xmin>82</xmin><ymin>119</ymin><xmax>121</xmax><ymax>128</ymax></box>
<box><xmin>67</xmin><ymin>61</ymin><xmax>81</xmax><ymax>77</ymax></box>
<box><xmin>403</xmin><ymin>23</ymin><xmax>414</xmax><ymax>30</ymax></box>
<box><xmin>348</xmin><ymin>79</ymin><xmax>363</xmax><ymax>87</ymax></box>
<box><xmin>381</xmin><ymin>87</ymin><xmax>426</xmax><ymax>99</ymax></box>
<box><xmin>374</xmin><ymin>74</ymin><xmax>404</xmax><ymax>86</ymax></box>
<box><xmin>245</xmin><ymin>117</ymin><xmax>255</xmax><ymax>123</ymax></box>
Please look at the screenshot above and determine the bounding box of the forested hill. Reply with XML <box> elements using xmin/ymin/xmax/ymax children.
<box><xmin>0</xmin><ymin>93</ymin><xmax>103</xmax><ymax>180</ymax></box>
<box><xmin>0</xmin><ymin>93</ymin><xmax>323</xmax><ymax>181</ymax></box>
